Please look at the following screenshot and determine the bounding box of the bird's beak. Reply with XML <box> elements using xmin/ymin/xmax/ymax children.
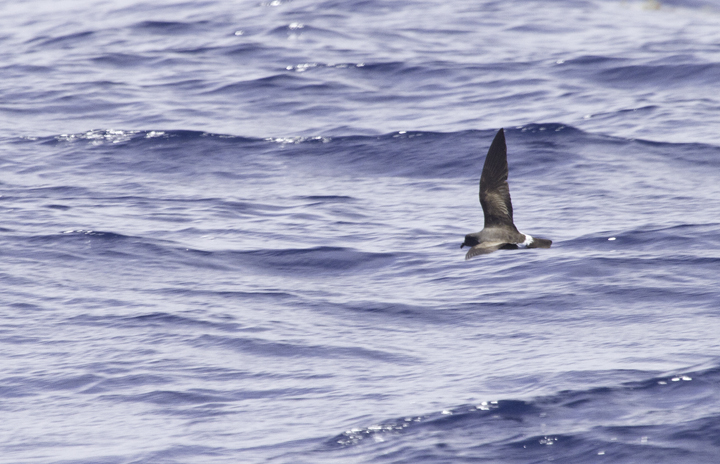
<box><xmin>460</xmin><ymin>243</ymin><xmax>465</xmax><ymax>249</ymax></box>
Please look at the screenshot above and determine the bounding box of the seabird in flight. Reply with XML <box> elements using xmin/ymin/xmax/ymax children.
<box><xmin>461</xmin><ymin>128</ymin><xmax>552</xmax><ymax>259</ymax></box>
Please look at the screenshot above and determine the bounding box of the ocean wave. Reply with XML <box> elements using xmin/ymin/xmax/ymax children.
<box><xmin>322</xmin><ymin>366</ymin><xmax>720</xmax><ymax>462</ymax></box>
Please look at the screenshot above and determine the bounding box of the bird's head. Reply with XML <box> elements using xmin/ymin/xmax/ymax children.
<box><xmin>461</xmin><ymin>234</ymin><xmax>479</xmax><ymax>249</ymax></box>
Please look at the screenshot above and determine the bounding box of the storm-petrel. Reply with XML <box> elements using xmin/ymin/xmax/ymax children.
<box><xmin>461</xmin><ymin>128</ymin><xmax>552</xmax><ymax>259</ymax></box>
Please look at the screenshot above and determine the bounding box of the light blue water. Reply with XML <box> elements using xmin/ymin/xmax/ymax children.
<box><xmin>2</xmin><ymin>1</ymin><xmax>720</xmax><ymax>463</ymax></box>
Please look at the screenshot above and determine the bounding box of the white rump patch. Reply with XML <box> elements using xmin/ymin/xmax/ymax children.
<box><xmin>522</xmin><ymin>234</ymin><xmax>533</xmax><ymax>247</ymax></box>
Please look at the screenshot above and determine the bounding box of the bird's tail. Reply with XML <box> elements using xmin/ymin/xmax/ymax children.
<box><xmin>527</xmin><ymin>237</ymin><xmax>552</xmax><ymax>248</ymax></box>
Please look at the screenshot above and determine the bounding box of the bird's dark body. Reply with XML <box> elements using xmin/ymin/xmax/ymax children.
<box><xmin>461</xmin><ymin>128</ymin><xmax>552</xmax><ymax>259</ymax></box>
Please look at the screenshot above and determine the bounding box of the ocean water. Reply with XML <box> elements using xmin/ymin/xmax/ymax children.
<box><xmin>2</xmin><ymin>1</ymin><xmax>720</xmax><ymax>463</ymax></box>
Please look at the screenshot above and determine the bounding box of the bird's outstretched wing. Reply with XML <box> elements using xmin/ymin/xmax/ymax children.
<box><xmin>465</xmin><ymin>242</ymin><xmax>518</xmax><ymax>259</ymax></box>
<box><xmin>480</xmin><ymin>129</ymin><xmax>517</xmax><ymax>230</ymax></box>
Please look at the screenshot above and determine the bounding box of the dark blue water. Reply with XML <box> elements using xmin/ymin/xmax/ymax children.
<box><xmin>3</xmin><ymin>1</ymin><xmax>720</xmax><ymax>463</ymax></box>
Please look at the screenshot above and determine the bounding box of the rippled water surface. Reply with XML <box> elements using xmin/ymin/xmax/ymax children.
<box><xmin>2</xmin><ymin>1</ymin><xmax>720</xmax><ymax>463</ymax></box>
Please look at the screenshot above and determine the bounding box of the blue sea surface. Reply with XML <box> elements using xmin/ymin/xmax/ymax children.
<box><xmin>2</xmin><ymin>1</ymin><xmax>720</xmax><ymax>463</ymax></box>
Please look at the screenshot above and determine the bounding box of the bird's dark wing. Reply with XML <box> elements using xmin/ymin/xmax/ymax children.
<box><xmin>480</xmin><ymin>128</ymin><xmax>516</xmax><ymax>229</ymax></box>
<box><xmin>465</xmin><ymin>242</ymin><xmax>514</xmax><ymax>259</ymax></box>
